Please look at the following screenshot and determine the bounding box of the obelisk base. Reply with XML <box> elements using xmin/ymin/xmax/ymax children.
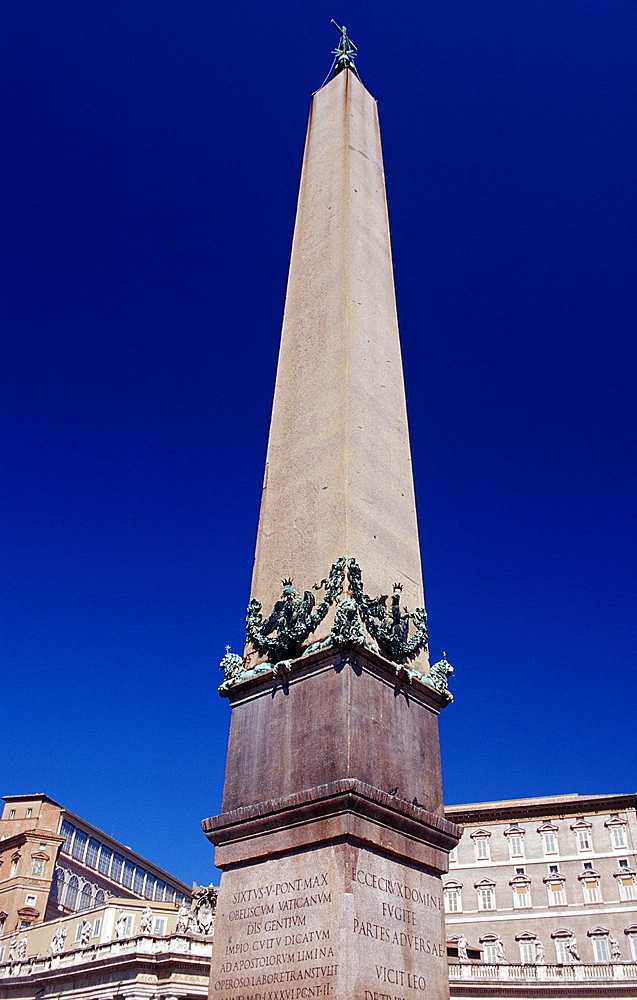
<box><xmin>204</xmin><ymin>781</ymin><xmax>460</xmax><ymax>1000</ymax></box>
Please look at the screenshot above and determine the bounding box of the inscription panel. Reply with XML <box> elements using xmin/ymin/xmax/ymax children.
<box><xmin>349</xmin><ymin>852</ymin><xmax>448</xmax><ymax>1000</ymax></box>
<box><xmin>209</xmin><ymin>848</ymin><xmax>340</xmax><ymax>1000</ymax></box>
<box><xmin>208</xmin><ymin>845</ymin><xmax>449</xmax><ymax>1000</ymax></box>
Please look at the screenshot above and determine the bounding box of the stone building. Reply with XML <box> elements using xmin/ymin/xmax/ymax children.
<box><xmin>0</xmin><ymin>794</ymin><xmax>192</xmax><ymax>935</ymax></box>
<box><xmin>0</xmin><ymin>895</ymin><xmax>212</xmax><ymax>997</ymax></box>
<box><xmin>443</xmin><ymin>791</ymin><xmax>637</xmax><ymax>995</ymax></box>
<box><xmin>0</xmin><ymin>794</ymin><xmax>217</xmax><ymax>997</ymax></box>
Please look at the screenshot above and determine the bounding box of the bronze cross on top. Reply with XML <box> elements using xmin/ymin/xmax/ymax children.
<box><xmin>331</xmin><ymin>20</ymin><xmax>360</xmax><ymax>78</ymax></box>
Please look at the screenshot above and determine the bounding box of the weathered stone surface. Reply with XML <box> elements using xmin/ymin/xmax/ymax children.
<box><xmin>207</xmin><ymin>844</ymin><xmax>449</xmax><ymax>1000</ymax></box>
<box><xmin>248</xmin><ymin>69</ymin><xmax>426</xmax><ymax>672</ymax></box>
<box><xmin>219</xmin><ymin>648</ymin><xmax>447</xmax><ymax>817</ymax></box>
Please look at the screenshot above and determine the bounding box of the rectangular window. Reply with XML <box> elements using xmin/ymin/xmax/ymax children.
<box><xmin>86</xmin><ymin>838</ymin><xmax>100</xmax><ymax>868</ymax></box>
<box><xmin>155</xmin><ymin>880</ymin><xmax>166</xmax><ymax>901</ymax></box>
<box><xmin>577</xmin><ymin>829</ymin><xmax>592</xmax><ymax>851</ymax></box>
<box><xmin>630</xmin><ymin>936</ymin><xmax>637</xmax><ymax>962</ymax></box>
<box><xmin>475</xmin><ymin>839</ymin><xmax>490</xmax><ymax>861</ymax></box>
<box><xmin>449</xmin><ymin>847</ymin><xmax>458</xmax><ymax>863</ymax></box>
<box><xmin>25</xmin><ymin>894</ymin><xmax>37</xmax><ymax>906</ymax></box>
<box><xmin>31</xmin><ymin>859</ymin><xmax>45</xmax><ymax>876</ymax></box>
<box><xmin>593</xmin><ymin>937</ymin><xmax>609</xmax><ymax>962</ymax></box>
<box><xmin>555</xmin><ymin>940</ymin><xmax>569</xmax><ymax>964</ymax></box>
<box><xmin>0</xmin><ymin>947</ymin><xmax>4</xmax><ymax>963</ymax></box>
<box><xmin>611</xmin><ymin>826</ymin><xmax>627</xmax><ymax>849</ymax></box>
<box><xmin>542</xmin><ymin>833</ymin><xmax>557</xmax><ymax>855</ymax></box>
<box><xmin>444</xmin><ymin>890</ymin><xmax>461</xmax><ymax>913</ymax></box>
<box><xmin>93</xmin><ymin>918</ymin><xmax>101</xmax><ymax>937</ymax></box>
<box><xmin>122</xmin><ymin>860</ymin><xmax>134</xmax><ymax>889</ymax></box>
<box><xmin>98</xmin><ymin>846</ymin><xmax>112</xmax><ymax>876</ymax></box>
<box><xmin>583</xmin><ymin>880</ymin><xmax>601</xmax><ymax>903</ymax></box>
<box><xmin>153</xmin><ymin>917</ymin><xmax>166</xmax><ymax>935</ymax></box>
<box><xmin>10</xmin><ymin>859</ymin><xmax>19</xmax><ymax>877</ymax></box>
<box><xmin>478</xmin><ymin>887</ymin><xmax>495</xmax><ymax>910</ymax></box>
<box><xmin>133</xmin><ymin>868</ymin><xmax>145</xmax><ymax>894</ymax></box>
<box><xmin>513</xmin><ymin>885</ymin><xmax>531</xmax><ymax>908</ymax></box>
<box><xmin>111</xmin><ymin>853</ymin><xmax>124</xmax><ymax>882</ymax></box>
<box><xmin>548</xmin><ymin>883</ymin><xmax>566</xmax><ymax>906</ymax></box>
<box><xmin>519</xmin><ymin>941</ymin><xmax>535</xmax><ymax>964</ymax></box>
<box><xmin>25</xmin><ymin>809</ymin><xmax>32</xmax><ymax>819</ymax></box>
<box><xmin>165</xmin><ymin>887</ymin><xmax>175</xmax><ymax>904</ymax></box>
<box><xmin>9</xmin><ymin>810</ymin><xmax>15</xmax><ymax>820</ymax></box>
<box><xmin>75</xmin><ymin>924</ymin><xmax>83</xmax><ymax>943</ymax></box>
<box><xmin>144</xmin><ymin>875</ymin><xmax>156</xmax><ymax>899</ymax></box>
<box><xmin>71</xmin><ymin>830</ymin><xmax>87</xmax><ymax>861</ymax></box>
<box><xmin>60</xmin><ymin>820</ymin><xmax>74</xmax><ymax>853</ymax></box>
<box><xmin>619</xmin><ymin>877</ymin><xmax>637</xmax><ymax>901</ymax></box>
<box><xmin>123</xmin><ymin>914</ymin><xmax>134</xmax><ymax>936</ymax></box>
<box><xmin>509</xmin><ymin>835</ymin><xmax>523</xmax><ymax>857</ymax></box>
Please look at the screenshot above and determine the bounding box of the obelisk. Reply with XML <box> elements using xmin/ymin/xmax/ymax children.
<box><xmin>204</xmin><ymin>40</ymin><xmax>460</xmax><ymax>1000</ymax></box>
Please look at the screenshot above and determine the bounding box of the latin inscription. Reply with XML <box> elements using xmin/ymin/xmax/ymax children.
<box><xmin>351</xmin><ymin>868</ymin><xmax>441</xmax><ymax>909</ymax></box>
<box><xmin>219</xmin><ymin>989</ymin><xmax>331</xmax><ymax>1000</ymax></box>
<box><xmin>352</xmin><ymin>865</ymin><xmax>446</xmax><ymax>995</ymax></box>
<box><xmin>214</xmin><ymin>872</ymin><xmax>335</xmax><ymax>998</ymax></box>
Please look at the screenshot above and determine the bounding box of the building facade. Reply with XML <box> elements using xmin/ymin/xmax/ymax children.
<box><xmin>2</xmin><ymin>790</ymin><xmax>636</xmax><ymax>998</ymax></box>
<box><xmin>0</xmin><ymin>794</ymin><xmax>192</xmax><ymax>936</ymax></box>
<box><xmin>0</xmin><ymin>896</ymin><xmax>212</xmax><ymax>998</ymax></box>
<box><xmin>443</xmin><ymin>792</ymin><xmax>637</xmax><ymax>996</ymax></box>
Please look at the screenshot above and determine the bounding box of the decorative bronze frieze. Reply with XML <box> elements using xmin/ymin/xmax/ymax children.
<box><xmin>219</xmin><ymin>557</ymin><xmax>452</xmax><ymax>699</ymax></box>
<box><xmin>246</xmin><ymin>557</ymin><xmax>347</xmax><ymax>664</ymax></box>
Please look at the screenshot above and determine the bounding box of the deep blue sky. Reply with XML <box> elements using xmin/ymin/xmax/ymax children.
<box><xmin>2</xmin><ymin>1</ymin><xmax>636</xmax><ymax>889</ymax></box>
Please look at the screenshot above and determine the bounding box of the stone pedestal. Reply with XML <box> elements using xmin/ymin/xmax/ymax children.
<box><xmin>203</xmin><ymin>651</ymin><xmax>461</xmax><ymax>1000</ymax></box>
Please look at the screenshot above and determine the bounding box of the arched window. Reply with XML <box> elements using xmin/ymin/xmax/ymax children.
<box><xmin>588</xmin><ymin>927</ymin><xmax>610</xmax><ymax>963</ymax></box>
<box><xmin>443</xmin><ymin>880</ymin><xmax>462</xmax><ymax>913</ymax></box>
<box><xmin>475</xmin><ymin>878</ymin><xmax>496</xmax><ymax>911</ymax></box>
<box><xmin>65</xmin><ymin>875</ymin><xmax>79</xmax><ymax>910</ymax></box>
<box><xmin>94</xmin><ymin>889</ymin><xmax>105</xmax><ymax>907</ymax></box>
<box><xmin>516</xmin><ymin>932</ymin><xmax>537</xmax><ymax>965</ymax></box>
<box><xmin>50</xmin><ymin>867</ymin><xmax>65</xmax><ymax>902</ymax></box>
<box><xmin>79</xmin><ymin>882</ymin><xmax>93</xmax><ymax>911</ymax></box>
<box><xmin>479</xmin><ymin>934</ymin><xmax>503</xmax><ymax>964</ymax></box>
<box><xmin>615</xmin><ymin>864</ymin><xmax>637</xmax><ymax>901</ymax></box>
<box><xmin>504</xmin><ymin>825</ymin><xmax>525</xmax><ymax>859</ymax></box>
<box><xmin>625</xmin><ymin>926</ymin><xmax>637</xmax><ymax>962</ymax></box>
<box><xmin>470</xmin><ymin>830</ymin><xmax>491</xmax><ymax>862</ymax></box>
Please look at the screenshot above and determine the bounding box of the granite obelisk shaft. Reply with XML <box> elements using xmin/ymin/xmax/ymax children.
<box><xmin>250</xmin><ymin>70</ymin><xmax>425</xmax><ymax>656</ymax></box>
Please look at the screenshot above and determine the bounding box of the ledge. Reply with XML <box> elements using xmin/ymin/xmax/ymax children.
<box><xmin>202</xmin><ymin>778</ymin><xmax>461</xmax><ymax>870</ymax></box>
<box><xmin>224</xmin><ymin>644</ymin><xmax>451</xmax><ymax>712</ymax></box>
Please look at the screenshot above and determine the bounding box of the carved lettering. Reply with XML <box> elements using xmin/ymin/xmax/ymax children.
<box><xmin>365</xmin><ymin>993</ymin><xmax>406</xmax><ymax>1000</ymax></box>
<box><xmin>220</xmin><ymin>955</ymin><xmax>296</xmax><ymax>972</ymax></box>
<box><xmin>353</xmin><ymin>919</ymin><xmax>390</xmax><ymax>941</ymax></box>
<box><xmin>351</xmin><ymin>869</ymin><xmax>441</xmax><ymax>909</ymax></box>
<box><xmin>232</xmin><ymin>874</ymin><xmax>329</xmax><ymax>905</ymax></box>
<box><xmin>278</xmin><ymin>893</ymin><xmax>331</xmax><ymax>911</ymax></box>
<box><xmin>216</xmin><ymin>987</ymin><xmax>332</xmax><ymax>1000</ymax></box>
<box><xmin>380</xmin><ymin>903</ymin><xmax>415</xmax><ymax>925</ymax></box>
<box><xmin>374</xmin><ymin>967</ymin><xmax>426</xmax><ymax>991</ymax></box>
<box><xmin>264</xmin><ymin>916</ymin><xmax>307</xmax><ymax>931</ymax></box>
<box><xmin>227</xmin><ymin>943</ymin><xmax>251</xmax><ymax>955</ymax></box>
<box><xmin>389</xmin><ymin>931</ymin><xmax>443</xmax><ymax>956</ymax></box>
<box><xmin>250</xmin><ymin>965</ymin><xmax>338</xmax><ymax>985</ymax></box>
<box><xmin>229</xmin><ymin>905</ymin><xmax>275</xmax><ymax>921</ymax></box>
